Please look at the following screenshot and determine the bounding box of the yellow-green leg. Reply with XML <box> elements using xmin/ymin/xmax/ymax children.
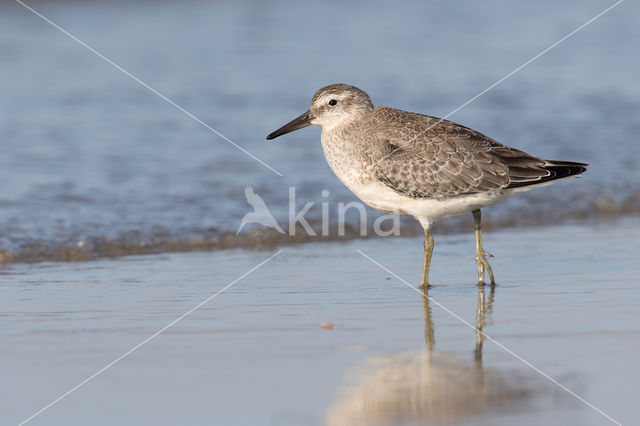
<box><xmin>472</xmin><ymin>209</ymin><xmax>495</xmax><ymax>285</ymax></box>
<box><xmin>420</xmin><ymin>226</ymin><xmax>434</xmax><ymax>288</ymax></box>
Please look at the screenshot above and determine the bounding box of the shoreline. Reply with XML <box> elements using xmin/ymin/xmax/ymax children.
<box><xmin>2</xmin><ymin>215</ymin><xmax>638</xmax><ymax>425</ymax></box>
<box><xmin>0</xmin><ymin>210</ymin><xmax>637</xmax><ymax>266</ymax></box>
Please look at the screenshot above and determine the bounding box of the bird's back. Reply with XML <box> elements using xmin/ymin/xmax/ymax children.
<box><xmin>357</xmin><ymin>106</ymin><xmax>587</xmax><ymax>199</ymax></box>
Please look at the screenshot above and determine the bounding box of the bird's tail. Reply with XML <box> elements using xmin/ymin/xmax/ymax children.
<box><xmin>507</xmin><ymin>160</ymin><xmax>588</xmax><ymax>189</ymax></box>
<box><xmin>544</xmin><ymin>160</ymin><xmax>589</xmax><ymax>180</ymax></box>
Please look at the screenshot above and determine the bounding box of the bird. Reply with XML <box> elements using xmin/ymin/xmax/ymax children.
<box><xmin>266</xmin><ymin>84</ymin><xmax>587</xmax><ymax>287</ymax></box>
<box><xmin>236</xmin><ymin>186</ymin><xmax>285</xmax><ymax>235</ymax></box>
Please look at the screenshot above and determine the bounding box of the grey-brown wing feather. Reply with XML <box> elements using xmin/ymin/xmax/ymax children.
<box><xmin>372</xmin><ymin>108</ymin><xmax>565</xmax><ymax>198</ymax></box>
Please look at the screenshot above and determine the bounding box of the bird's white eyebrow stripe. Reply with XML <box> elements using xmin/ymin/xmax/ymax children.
<box><xmin>14</xmin><ymin>0</ymin><xmax>283</xmax><ymax>177</ymax></box>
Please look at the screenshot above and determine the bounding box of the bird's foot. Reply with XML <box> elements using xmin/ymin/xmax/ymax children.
<box><xmin>419</xmin><ymin>282</ymin><xmax>433</xmax><ymax>290</ymax></box>
<box><xmin>476</xmin><ymin>251</ymin><xmax>495</xmax><ymax>285</ymax></box>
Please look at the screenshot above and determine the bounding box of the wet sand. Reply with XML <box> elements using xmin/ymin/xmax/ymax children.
<box><xmin>1</xmin><ymin>218</ymin><xmax>639</xmax><ymax>425</ymax></box>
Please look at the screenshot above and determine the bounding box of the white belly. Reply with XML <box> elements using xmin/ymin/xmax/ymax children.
<box><xmin>345</xmin><ymin>180</ymin><xmax>509</xmax><ymax>224</ymax></box>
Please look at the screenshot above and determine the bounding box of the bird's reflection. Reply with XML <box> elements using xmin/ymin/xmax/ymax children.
<box><xmin>327</xmin><ymin>284</ymin><xmax>534</xmax><ymax>426</ymax></box>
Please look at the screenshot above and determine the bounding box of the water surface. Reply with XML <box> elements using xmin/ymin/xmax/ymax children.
<box><xmin>1</xmin><ymin>0</ymin><xmax>639</xmax><ymax>262</ymax></box>
<box><xmin>2</xmin><ymin>219</ymin><xmax>638</xmax><ymax>425</ymax></box>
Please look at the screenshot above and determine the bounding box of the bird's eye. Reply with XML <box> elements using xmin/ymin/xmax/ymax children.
<box><xmin>328</xmin><ymin>99</ymin><xmax>338</xmax><ymax>106</ymax></box>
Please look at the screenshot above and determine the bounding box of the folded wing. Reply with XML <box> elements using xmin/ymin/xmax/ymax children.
<box><xmin>373</xmin><ymin>110</ymin><xmax>587</xmax><ymax>198</ymax></box>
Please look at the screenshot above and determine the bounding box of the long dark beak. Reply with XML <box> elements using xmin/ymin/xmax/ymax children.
<box><xmin>266</xmin><ymin>110</ymin><xmax>315</xmax><ymax>140</ymax></box>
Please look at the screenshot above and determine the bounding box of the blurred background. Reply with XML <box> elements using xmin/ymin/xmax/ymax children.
<box><xmin>1</xmin><ymin>0</ymin><xmax>638</xmax><ymax>262</ymax></box>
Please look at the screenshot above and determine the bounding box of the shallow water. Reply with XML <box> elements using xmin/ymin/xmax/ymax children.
<box><xmin>1</xmin><ymin>0</ymin><xmax>640</xmax><ymax>262</ymax></box>
<box><xmin>1</xmin><ymin>218</ymin><xmax>639</xmax><ymax>425</ymax></box>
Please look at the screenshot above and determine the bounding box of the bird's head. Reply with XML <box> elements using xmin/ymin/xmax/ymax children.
<box><xmin>266</xmin><ymin>84</ymin><xmax>373</xmax><ymax>140</ymax></box>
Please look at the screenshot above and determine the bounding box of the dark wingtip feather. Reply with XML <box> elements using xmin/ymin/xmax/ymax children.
<box><xmin>507</xmin><ymin>160</ymin><xmax>588</xmax><ymax>189</ymax></box>
<box><xmin>545</xmin><ymin>160</ymin><xmax>589</xmax><ymax>178</ymax></box>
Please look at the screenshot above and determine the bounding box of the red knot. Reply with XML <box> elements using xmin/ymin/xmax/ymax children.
<box><xmin>267</xmin><ymin>84</ymin><xmax>587</xmax><ymax>287</ymax></box>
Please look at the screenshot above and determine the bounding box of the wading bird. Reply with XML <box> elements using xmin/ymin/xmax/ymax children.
<box><xmin>267</xmin><ymin>84</ymin><xmax>587</xmax><ymax>286</ymax></box>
